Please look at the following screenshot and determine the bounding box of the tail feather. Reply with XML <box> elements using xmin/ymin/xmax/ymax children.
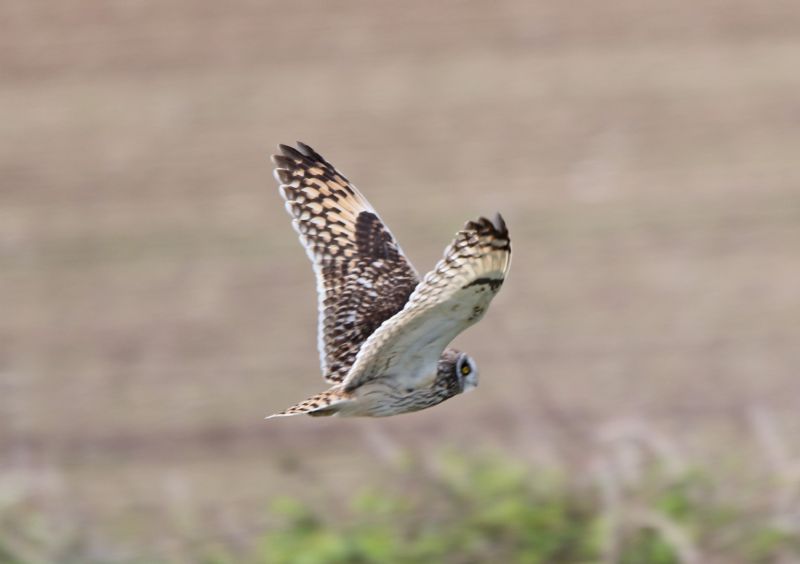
<box><xmin>266</xmin><ymin>388</ymin><xmax>351</xmax><ymax>419</ymax></box>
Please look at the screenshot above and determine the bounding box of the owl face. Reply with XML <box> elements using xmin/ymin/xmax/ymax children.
<box><xmin>436</xmin><ymin>349</ymin><xmax>478</xmax><ymax>397</ymax></box>
<box><xmin>456</xmin><ymin>353</ymin><xmax>479</xmax><ymax>393</ymax></box>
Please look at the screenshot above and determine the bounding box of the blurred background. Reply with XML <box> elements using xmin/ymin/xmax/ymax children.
<box><xmin>2</xmin><ymin>0</ymin><xmax>800</xmax><ymax>562</ymax></box>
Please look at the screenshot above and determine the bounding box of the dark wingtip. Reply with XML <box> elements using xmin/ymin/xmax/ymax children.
<box><xmin>296</xmin><ymin>141</ymin><xmax>314</xmax><ymax>156</ymax></box>
<box><xmin>279</xmin><ymin>143</ymin><xmax>304</xmax><ymax>160</ymax></box>
<box><xmin>467</xmin><ymin>213</ymin><xmax>508</xmax><ymax>237</ymax></box>
<box><xmin>492</xmin><ymin>213</ymin><xmax>508</xmax><ymax>236</ymax></box>
<box><xmin>271</xmin><ymin>153</ymin><xmax>293</xmax><ymax>168</ymax></box>
<box><xmin>273</xmin><ymin>141</ymin><xmax>327</xmax><ymax>165</ymax></box>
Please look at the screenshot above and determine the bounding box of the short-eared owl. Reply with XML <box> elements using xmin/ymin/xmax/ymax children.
<box><xmin>268</xmin><ymin>143</ymin><xmax>511</xmax><ymax>418</ymax></box>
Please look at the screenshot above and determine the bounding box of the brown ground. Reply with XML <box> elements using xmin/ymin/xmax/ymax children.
<box><xmin>2</xmin><ymin>0</ymin><xmax>800</xmax><ymax>558</ymax></box>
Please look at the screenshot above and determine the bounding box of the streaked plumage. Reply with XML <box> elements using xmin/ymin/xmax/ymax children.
<box><xmin>268</xmin><ymin>142</ymin><xmax>511</xmax><ymax>418</ymax></box>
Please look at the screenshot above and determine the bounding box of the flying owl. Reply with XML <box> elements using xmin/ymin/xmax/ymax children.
<box><xmin>267</xmin><ymin>142</ymin><xmax>511</xmax><ymax>418</ymax></box>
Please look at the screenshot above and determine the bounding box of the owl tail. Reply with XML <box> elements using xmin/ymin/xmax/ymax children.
<box><xmin>266</xmin><ymin>387</ymin><xmax>352</xmax><ymax>419</ymax></box>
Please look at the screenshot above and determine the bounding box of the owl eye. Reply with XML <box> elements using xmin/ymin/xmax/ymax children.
<box><xmin>460</xmin><ymin>363</ymin><xmax>471</xmax><ymax>376</ymax></box>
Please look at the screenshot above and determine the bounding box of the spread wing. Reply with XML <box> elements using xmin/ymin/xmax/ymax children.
<box><xmin>342</xmin><ymin>214</ymin><xmax>511</xmax><ymax>392</ymax></box>
<box><xmin>272</xmin><ymin>142</ymin><xmax>420</xmax><ymax>383</ymax></box>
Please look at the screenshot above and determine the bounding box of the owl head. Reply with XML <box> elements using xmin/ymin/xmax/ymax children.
<box><xmin>437</xmin><ymin>348</ymin><xmax>479</xmax><ymax>395</ymax></box>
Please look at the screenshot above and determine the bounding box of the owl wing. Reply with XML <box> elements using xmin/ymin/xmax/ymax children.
<box><xmin>342</xmin><ymin>214</ymin><xmax>511</xmax><ymax>392</ymax></box>
<box><xmin>272</xmin><ymin>143</ymin><xmax>420</xmax><ymax>383</ymax></box>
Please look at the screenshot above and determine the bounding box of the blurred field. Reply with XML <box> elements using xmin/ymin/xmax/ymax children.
<box><xmin>2</xmin><ymin>0</ymin><xmax>800</xmax><ymax>560</ymax></box>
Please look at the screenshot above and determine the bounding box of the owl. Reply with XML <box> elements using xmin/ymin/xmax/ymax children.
<box><xmin>267</xmin><ymin>143</ymin><xmax>511</xmax><ymax>418</ymax></box>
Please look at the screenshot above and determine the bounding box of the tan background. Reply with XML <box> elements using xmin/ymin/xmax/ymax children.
<box><xmin>2</xmin><ymin>0</ymin><xmax>800</xmax><ymax>558</ymax></box>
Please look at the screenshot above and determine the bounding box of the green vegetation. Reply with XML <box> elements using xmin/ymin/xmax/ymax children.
<box><xmin>236</xmin><ymin>456</ymin><xmax>799</xmax><ymax>564</ymax></box>
<box><xmin>255</xmin><ymin>458</ymin><xmax>598</xmax><ymax>564</ymax></box>
<box><xmin>4</xmin><ymin>454</ymin><xmax>800</xmax><ymax>563</ymax></box>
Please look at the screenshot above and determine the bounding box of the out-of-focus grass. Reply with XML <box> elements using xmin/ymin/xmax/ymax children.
<box><xmin>239</xmin><ymin>457</ymin><xmax>799</xmax><ymax>564</ymax></box>
<box><xmin>4</xmin><ymin>450</ymin><xmax>800</xmax><ymax>563</ymax></box>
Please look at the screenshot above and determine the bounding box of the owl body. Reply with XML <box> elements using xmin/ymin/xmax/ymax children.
<box><xmin>280</xmin><ymin>348</ymin><xmax>477</xmax><ymax>417</ymax></box>
<box><xmin>267</xmin><ymin>143</ymin><xmax>510</xmax><ymax>418</ymax></box>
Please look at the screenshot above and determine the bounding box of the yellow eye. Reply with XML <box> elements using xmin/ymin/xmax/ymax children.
<box><xmin>461</xmin><ymin>364</ymin><xmax>471</xmax><ymax>376</ymax></box>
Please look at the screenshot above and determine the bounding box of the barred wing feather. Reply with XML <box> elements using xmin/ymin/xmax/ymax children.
<box><xmin>272</xmin><ymin>143</ymin><xmax>420</xmax><ymax>383</ymax></box>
